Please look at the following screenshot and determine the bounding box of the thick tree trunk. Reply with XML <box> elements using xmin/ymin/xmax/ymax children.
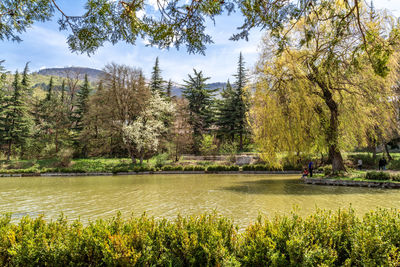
<box><xmin>310</xmin><ymin>71</ymin><xmax>346</xmax><ymax>172</ymax></box>
<box><xmin>140</xmin><ymin>157</ymin><xmax>143</xmax><ymax>165</ymax></box>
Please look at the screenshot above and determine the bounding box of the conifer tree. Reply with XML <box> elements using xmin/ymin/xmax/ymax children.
<box><xmin>73</xmin><ymin>74</ymin><xmax>91</xmax><ymax>156</ymax></box>
<box><xmin>232</xmin><ymin>52</ymin><xmax>248</xmax><ymax>150</ymax></box>
<box><xmin>182</xmin><ymin>69</ymin><xmax>217</xmax><ymax>153</ymax></box>
<box><xmin>150</xmin><ymin>57</ymin><xmax>165</xmax><ymax>96</ymax></box>
<box><xmin>61</xmin><ymin>79</ymin><xmax>66</xmax><ymax>103</ymax></box>
<box><xmin>74</xmin><ymin>74</ymin><xmax>90</xmax><ymax>131</ymax></box>
<box><xmin>216</xmin><ymin>80</ymin><xmax>236</xmax><ymax>142</ymax></box>
<box><xmin>166</xmin><ymin>79</ymin><xmax>173</xmax><ymax>98</ymax></box>
<box><xmin>46</xmin><ymin>77</ymin><xmax>54</xmax><ymax>101</ymax></box>
<box><xmin>3</xmin><ymin>71</ymin><xmax>31</xmax><ymax>160</ymax></box>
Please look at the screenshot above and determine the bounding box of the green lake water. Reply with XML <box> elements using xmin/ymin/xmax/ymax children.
<box><xmin>1</xmin><ymin>174</ymin><xmax>400</xmax><ymax>227</ymax></box>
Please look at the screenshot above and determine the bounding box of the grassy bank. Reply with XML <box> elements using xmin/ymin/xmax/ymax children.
<box><xmin>1</xmin><ymin>209</ymin><xmax>400</xmax><ymax>266</ymax></box>
<box><xmin>312</xmin><ymin>170</ymin><xmax>400</xmax><ymax>184</ymax></box>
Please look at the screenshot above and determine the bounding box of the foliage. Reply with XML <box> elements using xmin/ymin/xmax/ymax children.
<box><xmin>182</xmin><ymin>69</ymin><xmax>217</xmax><ymax>153</ymax></box>
<box><xmin>122</xmin><ymin>92</ymin><xmax>175</xmax><ymax>163</ymax></box>
<box><xmin>154</xmin><ymin>153</ymin><xmax>169</xmax><ymax>168</ymax></box>
<box><xmin>149</xmin><ymin>57</ymin><xmax>166</xmax><ymax>96</ymax></box>
<box><xmin>161</xmin><ymin>165</ymin><xmax>184</xmax><ymax>171</ymax></box>
<box><xmin>55</xmin><ymin>148</ymin><xmax>73</xmax><ymax>168</ymax></box>
<box><xmin>206</xmin><ymin>165</ymin><xmax>239</xmax><ymax>172</ymax></box>
<box><xmin>199</xmin><ymin>134</ymin><xmax>218</xmax><ymax>156</ymax></box>
<box><xmin>183</xmin><ymin>165</ymin><xmax>206</xmax><ymax>171</ymax></box>
<box><xmin>365</xmin><ymin>171</ymin><xmax>392</xmax><ymax>181</ymax></box>
<box><xmin>2</xmin><ymin>209</ymin><xmax>400</xmax><ymax>265</ymax></box>
<box><xmin>250</xmin><ymin>1</ymin><xmax>400</xmax><ymax>172</ymax></box>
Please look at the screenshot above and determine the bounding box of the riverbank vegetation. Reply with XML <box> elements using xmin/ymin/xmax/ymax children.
<box><xmin>1</xmin><ymin>209</ymin><xmax>400</xmax><ymax>266</ymax></box>
<box><xmin>1</xmin><ymin>1</ymin><xmax>400</xmax><ymax>175</ymax></box>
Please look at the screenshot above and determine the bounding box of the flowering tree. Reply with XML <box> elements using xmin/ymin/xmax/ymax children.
<box><xmin>122</xmin><ymin>93</ymin><xmax>174</xmax><ymax>164</ymax></box>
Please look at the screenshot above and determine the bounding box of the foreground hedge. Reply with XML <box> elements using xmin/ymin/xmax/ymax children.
<box><xmin>1</xmin><ymin>209</ymin><xmax>400</xmax><ymax>266</ymax></box>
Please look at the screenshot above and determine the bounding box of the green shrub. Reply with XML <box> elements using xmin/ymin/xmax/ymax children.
<box><xmin>365</xmin><ymin>171</ymin><xmax>391</xmax><ymax>181</ymax></box>
<box><xmin>242</xmin><ymin>164</ymin><xmax>270</xmax><ymax>171</ymax></box>
<box><xmin>161</xmin><ymin>165</ymin><xmax>183</xmax><ymax>171</ymax></box>
<box><xmin>347</xmin><ymin>154</ymin><xmax>378</xmax><ymax>168</ymax></box>
<box><xmin>154</xmin><ymin>153</ymin><xmax>169</xmax><ymax>168</ymax></box>
<box><xmin>183</xmin><ymin>165</ymin><xmax>206</xmax><ymax>171</ymax></box>
<box><xmin>55</xmin><ymin>148</ymin><xmax>73</xmax><ymax>167</ymax></box>
<box><xmin>388</xmin><ymin>159</ymin><xmax>400</xmax><ymax>170</ymax></box>
<box><xmin>206</xmin><ymin>165</ymin><xmax>239</xmax><ymax>172</ymax></box>
<box><xmin>1</xmin><ymin>209</ymin><xmax>400</xmax><ymax>266</ymax></box>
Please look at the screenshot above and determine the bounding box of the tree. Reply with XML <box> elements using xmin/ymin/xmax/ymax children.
<box><xmin>122</xmin><ymin>92</ymin><xmax>175</xmax><ymax>164</ymax></box>
<box><xmin>216</xmin><ymin>80</ymin><xmax>236</xmax><ymax>141</ymax></box>
<box><xmin>90</xmin><ymin>63</ymin><xmax>151</xmax><ymax>160</ymax></box>
<box><xmin>46</xmin><ymin>77</ymin><xmax>54</xmax><ymax>101</ymax></box>
<box><xmin>1</xmin><ymin>1</ymin><xmax>377</xmax><ymax>55</ymax></box>
<box><xmin>182</xmin><ymin>69</ymin><xmax>217</xmax><ymax>153</ymax></box>
<box><xmin>232</xmin><ymin>52</ymin><xmax>249</xmax><ymax>150</ymax></box>
<box><xmin>250</xmin><ymin>1</ymin><xmax>400</xmax><ymax>171</ymax></box>
<box><xmin>150</xmin><ymin>57</ymin><xmax>165</xmax><ymax>96</ymax></box>
<box><xmin>166</xmin><ymin>79</ymin><xmax>173</xmax><ymax>98</ymax></box>
<box><xmin>3</xmin><ymin>71</ymin><xmax>31</xmax><ymax>160</ymax></box>
<box><xmin>170</xmin><ymin>97</ymin><xmax>193</xmax><ymax>161</ymax></box>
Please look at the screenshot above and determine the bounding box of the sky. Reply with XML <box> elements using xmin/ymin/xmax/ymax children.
<box><xmin>2</xmin><ymin>0</ymin><xmax>400</xmax><ymax>83</ymax></box>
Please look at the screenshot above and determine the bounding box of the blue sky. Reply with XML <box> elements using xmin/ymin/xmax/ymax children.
<box><xmin>2</xmin><ymin>0</ymin><xmax>400</xmax><ymax>83</ymax></box>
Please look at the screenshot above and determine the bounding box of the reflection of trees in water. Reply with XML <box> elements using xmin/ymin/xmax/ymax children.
<box><xmin>221</xmin><ymin>179</ymin><xmax>388</xmax><ymax>196</ymax></box>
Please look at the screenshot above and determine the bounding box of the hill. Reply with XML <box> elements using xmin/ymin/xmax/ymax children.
<box><xmin>36</xmin><ymin>67</ymin><xmax>104</xmax><ymax>81</ymax></box>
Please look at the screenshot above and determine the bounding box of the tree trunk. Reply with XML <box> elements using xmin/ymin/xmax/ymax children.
<box><xmin>311</xmin><ymin>71</ymin><xmax>346</xmax><ymax>172</ymax></box>
<box><xmin>140</xmin><ymin>157</ymin><xmax>143</xmax><ymax>165</ymax></box>
<box><xmin>239</xmin><ymin>132</ymin><xmax>243</xmax><ymax>151</ymax></box>
<box><xmin>7</xmin><ymin>140</ymin><xmax>12</xmax><ymax>161</ymax></box>
<box><xmin>384</xmin><ymin>143</ymin><xmax>392</xmax><ymax>161</ymax></box>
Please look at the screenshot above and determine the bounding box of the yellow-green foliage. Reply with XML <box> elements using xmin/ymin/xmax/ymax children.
<box><xmin>1</xmin><ymin>209</ymin><xmax>400</xmax><ymax>266</ymax></box>
<box><xmin>249</xmin><ymin>1</ymin><xmax>399</xmax><ymax>168</ymax></box>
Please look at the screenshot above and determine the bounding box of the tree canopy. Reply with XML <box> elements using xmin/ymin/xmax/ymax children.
<box><xmin>250</xmin><ymin>0</ymin><xmax>400</xmax><ymax>171</ymax></box>
<box><xmin>0</xmin><ymin>0</ymin><xmax>384</xmax><ymax>55</ymax></box>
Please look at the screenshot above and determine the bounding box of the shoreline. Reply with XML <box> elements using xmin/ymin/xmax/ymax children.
<box><xmin>0</xmin><ymin>170</ymin><xmax>302</xmax><ymax>177</ymax></box>
<box><xmin>303</xmin><ymin>177</ymin><xmax>400</xmax><ymax>189</ymax></box>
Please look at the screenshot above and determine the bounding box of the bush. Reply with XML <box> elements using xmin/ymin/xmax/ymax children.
<box><xmin>242</xmin><ymin>164</ymin><xmax>270</xmax><ymax>171</ymax></box>
<box><xmin>1</xmin><ymin>209</ymin><xmax>400</xmax><ymax>266</ymax></box>
<box><xmin>161</xmin><ymin>165</ymin><xmax>183</xmax><ymax>171</ymax></box>
<box><xmin>154</xmin><ymin>153</ymin><xmax>169</xmax><ymax>168</ymax></box>
<box><xmin>55</xmin><ymin>148</ymin><xmax>73</xmax><ymax>167</ymax></box>
<box><xmin>388</xmin><ymin>159</ymin><xmax>400</xmax><ymax>170</ymax></box>
<box><xmin>183</xmin><ymin>165</ymin><xmax>206</xmax><ymax>171</ymax></box>
<box><xmin>365</xmin><ymin>171</ymin><xmax>391</xmax><ymax>181</ymax></box>
<box><xmin>347</xmin><ymin>154</ymin><xmax>377</xmax><ymax>168</ymax></box>
<box><xmin>206</xmin><ymin>165</ymin><xmax>239</xmax><ymax>172</ymax></box>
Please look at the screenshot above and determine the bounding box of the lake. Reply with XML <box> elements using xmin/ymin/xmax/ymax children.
<box><xmin>1</xmin><ymin>174</ymin><xmax>400</xmax><ymax>227</ymax></box>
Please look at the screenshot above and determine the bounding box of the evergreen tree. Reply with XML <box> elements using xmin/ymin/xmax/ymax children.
<box><xmin>21</xmin><ymin>62</ymin><xmax>30</xmax><ymax>91</ymax></box>
<box><xmin>46</xmin><ymin>77</ymin><xmax>54</xmax><ymax>101</ymax></box>
<box><xmin>3</xmin><ymin>71</ymin><xmax>31</xmax><ymax>160</ymax></box>
<box><xmin>73</xmin><ymin>74</ymin><xmax>91</xmax><ymax>156</ymax></box>
<box><xmin>150</xmin><ymin>57</ymin><xmax>165</xmax><ymax>96</ymax></box>
<box><xmin>232</xmin><ymin>52</ymin><xmax>248</xmax><ymax>150</ymax></box>
<box><xmin>182</xmin><ymin>69</ymin><xmax>217</xmax><ymax>153</ymax></box>
<box><xmin>166</xmin><ymin>79</ymin><xmax>173</xmax><ymax>98</ymax></box>
<box><xmin>216</xmin><ymin>80</ymin><xmax>236</xmax><ymax>142</ymax></box>
<box><xmin>0</xmin><ymin>61</ymin><xmax>7</xmax><ymax>148</ymax></box>
<box><xmin>61</xmin><ymin>79</ymin><xmax>66</xmax><ymax>103</ymax></box>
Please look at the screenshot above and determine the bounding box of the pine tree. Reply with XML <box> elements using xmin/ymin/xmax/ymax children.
<box><xmin>232</xmin><ymin>52</ymin><xmax>248</xmax><ymax>150</ymax></box>
<box><xmin>166</xmin><ymin>79</ymin><xmax>173</xmax><ymax>98</ymax></box>
<box><xmin>150</xmin><ymin>57</ymin><xmax>165</xmax><ymax>96</ymax></box>
<box><xmin>182</xmin><ymin>69</ymin><xmax>217</xmax><ymax>153</ymax></box>
<box><xmin>61</xmin><ymin>79</ymin><xmax>66</xmax><ymax>103</ymax></box>
<box><xmin>73</xmin><ymin>74</ymin><xmax>91</xmax><ymax>156</ymax></box>
<box><xmin>216</xmin><ymin>80</ymin><xmax>236</xmax><ymax>142</ymax></box>
<box><xmin>3</xmin><ymin>71</ymin><xmax>31</xmax><ymax>160</ymax></box>
<box><xmin>46</xmin><ymin>77</ymin><xmax>54</xmax><ymax>101</ymax></box>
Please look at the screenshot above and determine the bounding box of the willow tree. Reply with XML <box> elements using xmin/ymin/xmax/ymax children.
<box><xmin>250</xmin><ymin>1</ymin><xmax>400</xmax><ymax>171</ymax></box>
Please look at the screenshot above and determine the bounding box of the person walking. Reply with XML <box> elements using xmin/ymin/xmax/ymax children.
<box><xmin>308</xmin><ymin>161</ymin><xmax>314</xmax><ymax>177</ymax></box>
